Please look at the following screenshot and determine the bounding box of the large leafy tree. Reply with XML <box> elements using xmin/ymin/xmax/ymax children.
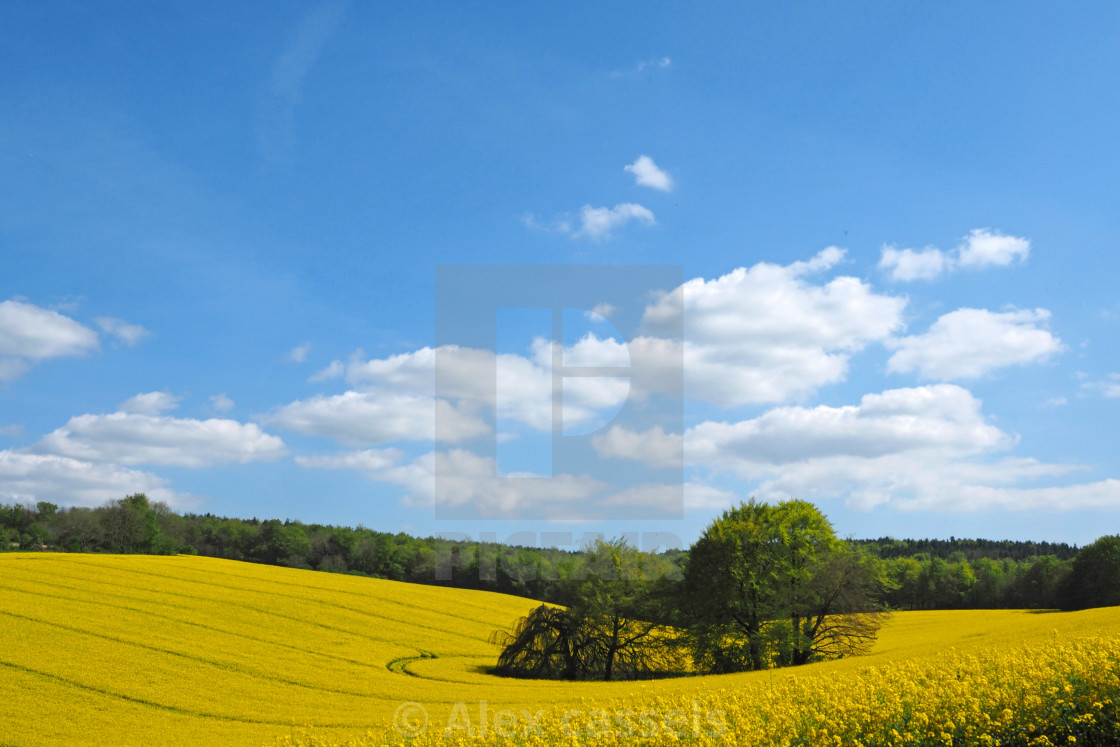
<box><xmin>490</xmin><ymin>539</ymin><xmax>678</xmax><ymax>680</ymax></box>
<box><xmin>683</xmin><ymin>498</ymin><xmax>882</xmax><ymax>672</ymax></box>
<box><xmin>1060</xmin><ymin>535</ymin><xmax>1120</xmax><ymax>610</ymax></box>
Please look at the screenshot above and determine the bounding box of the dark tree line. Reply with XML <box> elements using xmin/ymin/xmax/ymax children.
<box><xmin>3</xmin><ymin>497</ymin><xmax>1117</xmax><ymax>619</ymax></box>
<box><xmin>0</xmin><ymin>497</ymin><xmax>677</xmax><ymax>606</ymax></box>
<box><xmin>853</xmin><ymin>537</ymin><xmax>1079</xmax><ymax>562</ymax></box>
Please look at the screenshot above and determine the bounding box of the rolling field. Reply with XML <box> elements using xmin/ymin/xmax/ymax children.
<box><xmin>2</xmin><ymin>553</ymin><xmax>1119</xmax><ymax>746</ymax></box>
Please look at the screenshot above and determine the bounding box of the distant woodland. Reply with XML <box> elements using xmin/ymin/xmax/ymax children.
<box><xmin>2</xmin><ymin>495</ymin><xmax>1116</xmax><ymax>616</ymax></box>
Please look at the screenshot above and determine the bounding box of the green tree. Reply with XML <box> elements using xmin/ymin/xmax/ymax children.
<box><xmin>100</xmin><ymin>494</ymin><xmax>164</xmax><ymax>553</ymax></box>
<box><xmin>1060</xmin><ymin>536</ymin><xmax>1120</xmax><ymax>610</ymax></box>
<box><xmin>254</xmin><ymin>520</ymin><xmax>312</xmax><ymax>566</ymax></box>
<box><xmin>53</xmin><ymin>507</ymin><xmax>103</xmax><ymax>551</ymax></box>
<box><xmin>35</xmin><ymin>501</ymin><xmax>59</xmax><ymax>523</ymax></box>
<box><xmin>683</xmin><ymin>499</ymin><xmax>883</xmax><ymax>672</ymax></box>
<box><xmin>490</xmin><ymin>604</ymin><xmax>595</xmax><ymax>679</ymax></box>
<box><xmin>490</xmin><ymin>539</ymin><xmax>679</xmax><ymax>681</ymax></box>
<box><xmin>575</xmin><ymin>539</ymin><xmax>671</xmax><ymax>680</ymax></box>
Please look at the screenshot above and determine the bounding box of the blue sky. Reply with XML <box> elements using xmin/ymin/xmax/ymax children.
<box><xmin>2</xmin><ymin>1</ymin><xmax>1119</xmax><ymax>548</ymax></box>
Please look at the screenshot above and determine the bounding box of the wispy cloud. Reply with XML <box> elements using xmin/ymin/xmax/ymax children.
<box><xmin>625</xmin><ymin>155</ymin><xmax>674</xmax><ymax>192</ymax></box>
<box><xmin>257</xmin><ymin>1</ymin><xmax>349</xmax><ymax>163</ymax></box>
<box><xmin>524</xmin><ymin>204</ymin><xmax>656</xmax><ymax>242</ymax></box>
<box><xmin>612</xmin><ymin>57</ymin><xmax>672</xmax><ymax>78</ymax></box>
<box><xmin>287</xmin><ymin>342</ymin><xmax>312</xmax><ymax>363</ymax></box>
<box><xmin>96</xmin><ymin>317</ymin><xmax>150</xmax><ymax>347</ymax></box>
<box><xmin>1082</xmin><ymin>373</ymin><xmax>1120</xmax><ymax>399</ymax></box>
<box><xmin>210</xmin><ymin>394</ymin><xmax>235</xmax><ymax>413</ymax></box>
<box><xmin>573</xmin><ymin>203</ymin><xmax>656</xmax><ymax>241</ymax></box>
<box><xmin>588</xmin><ymin>303</ymin><xmax>617</xmax><ymax>320</ymax></box>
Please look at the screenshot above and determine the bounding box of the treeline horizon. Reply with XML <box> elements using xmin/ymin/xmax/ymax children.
<box><xmin>0</xmin><ymin>496</ymin><xmax>1099</xmax><ymax>612</ymax></box>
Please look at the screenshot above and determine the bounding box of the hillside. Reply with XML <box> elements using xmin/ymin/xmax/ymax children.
<box><xmin>2</xmin><ymin>553</ymin><xmax>1119</xmax><ymax>746</ymax></box>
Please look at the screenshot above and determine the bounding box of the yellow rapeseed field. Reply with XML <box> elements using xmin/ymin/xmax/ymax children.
<box><xmin>2</xmin><ymin>553</ymin><xmax>1119</xmax><ymax>746</ymax></box>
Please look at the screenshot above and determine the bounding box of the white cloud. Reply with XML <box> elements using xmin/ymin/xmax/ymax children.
<box><xmin>295</xmin><ymin>448</ymin><xmax>403</xmax><ymax>474</ymax></box>
<box><xmin>36</xmin><ymin>412</ymin><xmax>287</xmax><ymax>468</ymax></box>
<box><xmin>328</xmin><ymin>343</ymin><xmax>631</xmax><ymax>434</ymax></box>
<box><xmin>879</xmin><ymin>229</ymin><xmax>1029</xmax><ymax>282</ymax></box>
<box><xmin>957</xmin><ymin>228</ymin><xmax>1030</xmax><ymax>269</ymax></box>
<box><xmin>309</xmin><ymin>359</ymin><xmax>345</xmax><ymax>382</ymax></box>
<box><xmin>1082</xmin><ymin>374</ymin><xmax>1120</xmax><ymax>399</ymax></box>
<box><xmin>0</xmin><ymin>450</ymin><xmax>188</xmax><ymax>509</ymax></box>
<box><xmin>0</xmin><ymin>424</ymin><xmax>24</xmax><ymax>439</ymax></box>
<box><xmin>686</xmin><ymin>385</ymin><xmax>1012</xmax><ymax>470</ymax></box>
<box><xmin>641</xmin><ymin>248</ymin><xmax>907</xmax><ymax>406</ymax></box>
<box><xmin>287</xmin><ymin>343</ymin><xmax>312</xmax><ymax>363</ymax></box>
<box><xmin>638</xmin><ymin>57</ymin><xmax>672</xmax><ymax>71</ymax></box>
<box><xmin>878</xmin><ymin>246</ymin><xmax>951</xmax><ymax>282</ymax></box>
<box><xmin>0</xmin><ymin>299</ymin><xmax>100</xmax><ymax>380</ymax></box>
<box><xmin>613</xmin><ymin>57</ymin><xmax>672</xmax><ymax>77</ymax></box>
<box><xmin>210</xmin><ymin>393</ymin><xmax>236</xmax><ymax>413</ymax></box>
<box><xmin>593</xmin><ymin>425</ymin><xmax>683</xmax><ymax>468</ymax></box>
<box><xmin>119</xmin><ymin>391</ymin><xmax>182</xmax><ymax>416</ymax></box>
<box><xmin>574</xmin><ymin>203</ymin><xmax>656</xmax><ymax>241</ymax></box>
<box><xmin>600</xmin><ymin>384</ymin><xmax>1114</xmax><ymax>513</ymax></box>
<box><xmin>297</xmin><ymin>447</ymin><xmax>606</xmax><ymax>518</ymax></box>
<box><xmin>521</xmin><ymin>212</ymin><xmax>572</xmax><ymax>234</ymax></box>
<box><xmin>265</xmin><ymin>391</ymin><xmax>489</xmax><ymax>445</ymax></box>
<box><xmin>887</xmin><ymin>308</ymin><xmax>1064</xmax><ymax>380</ymax></box>
<box><xmin>625</xmin><ymin>155</ymin><xmax>674</xmax><ymax>192</ymax></box>
<box><xmin>588</xmin><ymin>303</ymin><xmax>617</xmax><ymax>321</ymax></box>
<box><xmin>95</xmin><ymin>317</ymin><xmax>150</xmax><ymax>347</ymax></box>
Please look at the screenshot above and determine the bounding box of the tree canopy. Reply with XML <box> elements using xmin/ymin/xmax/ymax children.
<box><xmin>682</xmin><ymin>499</ymin><xmax>883</xmax><ymax>672</ymax></box>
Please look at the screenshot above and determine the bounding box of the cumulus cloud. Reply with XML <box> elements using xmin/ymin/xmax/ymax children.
<box><xmin>878</xmin><ymin>247</ymin><xmax>951</xmax><ymax>282</ymax></box>
<box><xmin>625</xmin><ymin>155</ymin><xmax>674</xmax><ymax>192</ymax></box>
<box><xmin>593</xmin><ymin>425</ymin><xmax>683</xmax><ymax>468</ymax></box>
<box><xmin>95</xmin><ymin>317</ymin><xmax>150</xmax><ymax>347</ymax></box>
<box><xmin>264</xmin><ymin>391</ymin><xmax>489</xmax><ymax>445</ymax></box>
<box><xmin>118</xmin><ymin>391</ymin><xmax>181</xmax><ymax>416</ymax></box>
<box><xmin>0</xmin><ymin>299</ymin><xmax>100</xmax><ymax>380</ymax></box>
<box><xmin>36</xmin><ymin>412</ymin><xmax>287</xmax><ymax>468</ymax></box>
<box><xmin>573</xmin><ymin>203</ymin><xmax>656</xmax><ymax>241</ymax></box>
<box><xmin>887</xmin><ymin>308</ymin><xmax>1064</xmax><ymax>380</ymax></box>
<box><xmin>315</xmin><ymin>342</ymin><xmax>632</xmax><ymax>435</ymax></box>
<box><xmin>641</xmin><ymin>248</ymin><xmax>907</xmax><ymax>405</ymax></box>
<box><xmin>0</xmin><ymin>450</ymin><xmax>188</xmax><ymax>508</ymax></box>
<box><xmin>879</xmin><ymin>229</ymin><xmax>1029</xmax><ymax>282</ymax></box>
<box><xmin>597</xmin><ymin>384</ymin><xmax>1113</xmax><ymax>512</ymax></box>
<box><xmin>957</xmin><ymin>228</ymin><xmax>1030</xmax><ymax>269</ymax></box>
<box><xmin>308</xmin><ymin>250</ymin><xmax>907</xmax><ymax>422</ymax></box>
<box><xmin>685</xmin><ymin>385</ymin><xmax>1012</xmax><ymax>470</ymax></box>
<box><xmin>298</xmin><ymin>447</ymin><xmax>607</xmax><ymax>518</ymax></box>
